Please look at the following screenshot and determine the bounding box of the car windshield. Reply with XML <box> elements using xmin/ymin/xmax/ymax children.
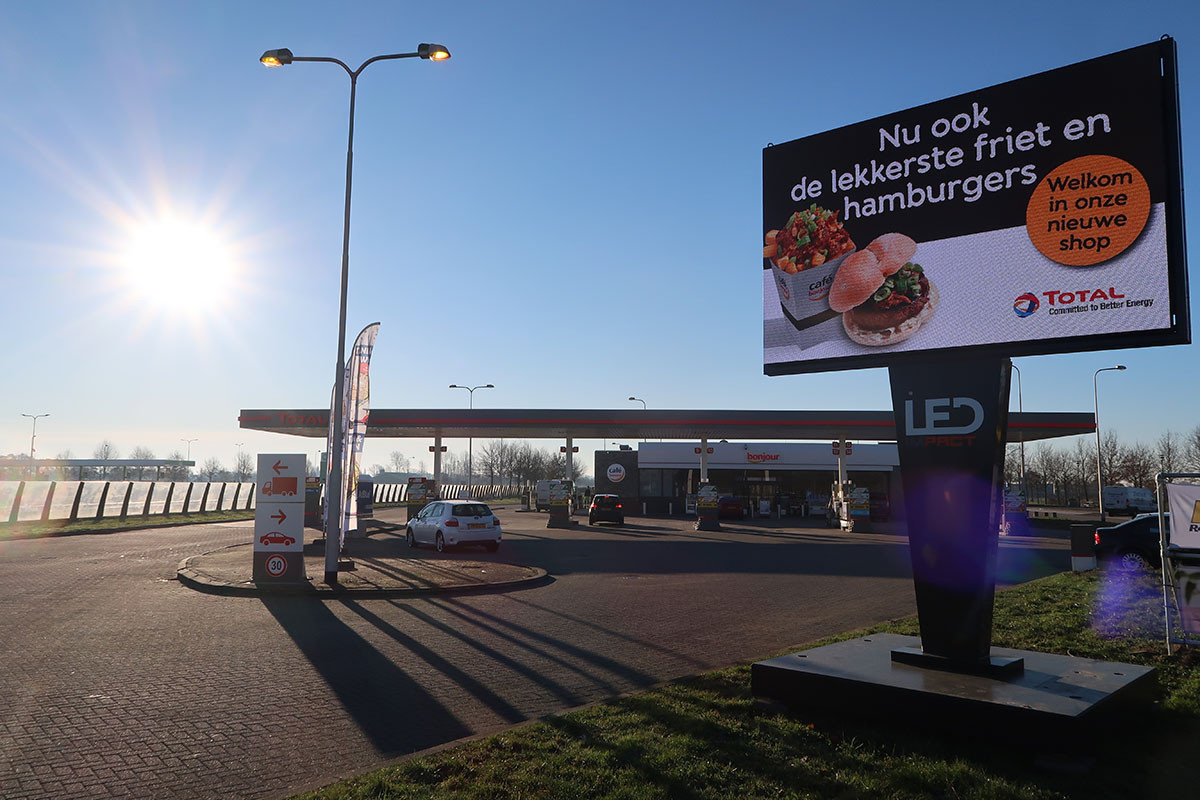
<box><xmin>453</xmin><ymin>504</ymin><xmax>491</xmax><ymax>517</ymax></box>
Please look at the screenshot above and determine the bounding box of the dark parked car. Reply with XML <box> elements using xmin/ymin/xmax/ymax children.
<box><xmin>1094</xmin><ymin>513</ymin><xmax>1168</xmax><ymax>570</ymax></box>
<box><xmin>589</xmin><ymin>494</ymin><xmax>624</xmax><ymax>526</ymax></box>
<box><xmin>717</xmin><ymin>495</ymin><xmax>745</xmax><ymax>520</ymax></box>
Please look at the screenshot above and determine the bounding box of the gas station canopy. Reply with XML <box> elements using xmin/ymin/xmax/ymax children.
<box><xmin>239</xmin><ymin>408</ymin><xmax>1094</xmax><ymax>443</ymax></box>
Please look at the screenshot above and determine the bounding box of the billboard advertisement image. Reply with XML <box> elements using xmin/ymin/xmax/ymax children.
<box><xmin>763</xmin><ymin>40</ymin><xmax>1187</xmax><ymax>375</ymax></box>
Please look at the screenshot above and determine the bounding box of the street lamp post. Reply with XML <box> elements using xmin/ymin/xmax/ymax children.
<box><xmin>1010</xmin><ymin>363</ymin><xmax>1027</xmax><ymax>501</ymax></box>
<box><xmin>21</xmin><ymin>413</ymin><xmax>48</xmax><ymax>476</ymax></box>
<box><xmin>180</xmin><ymin>438</ymin><xmax>198</xmax><ymax>474</ymax></box>
<box><xmin>449</xmin><ymin>383</ymin><xmax>493</xmax><ymax>498</ymax></box>
<box><xmin>628</xmin><ymin>396</ymin><xmax>646</xmax><ymax>442</ymax></box>
<box><xmin>1093</xmin><ymin>365</ymin><xmax>1126</xmax><ymax>522</ymax></box>
<box><xmin>261</xmin><ymin>43</ymin><xmax>450</xmax><ymax>585</ymax></box>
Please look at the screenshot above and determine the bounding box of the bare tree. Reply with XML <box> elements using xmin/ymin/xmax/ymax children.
<box><xmin>94</xmin><ymin>440</ymin><xmax>119</xmax><ymax>479</ymax></box>
<box><xmin>129</xmin><ymin>446</ymin><xmax>155</xmax><ymax>480</ymax></box>
<box><xmin>234</xmin><ymin>451</ymin><xmax>254</xmax><ymax>481</ymax></box>
<box><xmin>1031</xmin><ymin>443</ymin><xmax>1068</xmax><ymax>504</ymax></box>
<box><xmin>1004</xmin><ymin>443</ymin><xmax>1021</xmax><ymax>490</ymax></box>
<box><xmin>1157</xmin><ymin>430</ymin><xmax>1184</xmax><ymax>476</ymax></box>
<box><xmin>1071</xmin><ymin>438</ymin><xmax>1095</xmax><ymax>506</ymax></box>
<box><xmin>388</xmin><ymin>451</ymin><xmax>410</xmax><ymax>473</ymax></box>
<box><xmin>1121</xmin><ymin>442</ymin><xmax>1155</xmax><ymax>489</ymax></box>
<box><xmin>1183</xmin><ymin>425</ymin><xmax>1200</xmax><ymax>473</ymax></box>
<box><xmin>200</xmin><ymin>457</ymin><xmax>225</xmax><ymax>481</ymax></box>
<box><xmin>162</xmin><ymin>450</ymin><xmax>189</xmax><ymax>481</ymax></box>
<box><xmin>1098</xmin><ymin>430</ymin><xmax>1125</xmax><ymax>488</ymax></box>
<box><xmin>549</xmin><ymin>452</ymin><xmax>587</xmax><ymax>482</ymax></box>
<box><xmin>478</xmin><ymin>440</ymin><xmax>509</xmax><ymax>486</ymax></box>
<box><xmin>442</xmin><ymin>451</ymin><xmax>467</xmax><ymax>483</ymax></box>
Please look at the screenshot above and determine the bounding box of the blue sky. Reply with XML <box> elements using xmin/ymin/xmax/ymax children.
<box><xmin>1</xmin><ymin>1</ymin><xmax>1198</xmax><ymax>475</ymax></box>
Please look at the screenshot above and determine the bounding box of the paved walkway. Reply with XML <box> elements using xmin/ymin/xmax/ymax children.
<box><xmin>177</xmin><ymin>523</ymin><xmax>548</xmax><ymax>597</ymax></box>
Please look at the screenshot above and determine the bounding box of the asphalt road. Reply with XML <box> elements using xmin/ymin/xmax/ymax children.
<box><xmin>0</xmin><ymin>508</ymin><xmax>1070</xmax><ymax>799</ymax></box>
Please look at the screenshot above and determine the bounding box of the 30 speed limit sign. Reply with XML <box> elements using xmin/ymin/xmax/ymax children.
<box><xmin>265</xmin><ymin>554</ymin><xmax>287</xmax><ymax>577</ymax></box>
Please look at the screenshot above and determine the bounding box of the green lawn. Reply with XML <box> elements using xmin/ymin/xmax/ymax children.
<box><xmin>290</xmin><ymin>569</ymin><xmax>1200</xmax><ymax>800</ymax></box>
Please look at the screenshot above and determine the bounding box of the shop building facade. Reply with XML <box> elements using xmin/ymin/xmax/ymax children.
<box><xmin>594</xmin><ymin>441</ymin><xmax>903</xmax><ymax>524</ymax></box>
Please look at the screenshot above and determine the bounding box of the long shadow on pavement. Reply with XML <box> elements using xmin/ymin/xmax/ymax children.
<box><xmin>339</xmin><ymin>599</ymin><xmax>526</xmax><ymax>724</ymax></box>
<box><xmin>261</xmin><ymin>596</ymin><xmax>471</xmax><ymax>755</ymax></box>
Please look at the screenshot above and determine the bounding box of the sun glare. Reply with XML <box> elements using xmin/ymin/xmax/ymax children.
<box><xmin>120</xmin><ymin>218</ymin><xmax>237</xmax><ymax>312</ymax></box>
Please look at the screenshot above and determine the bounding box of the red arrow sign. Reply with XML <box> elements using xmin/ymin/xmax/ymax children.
<box><xmin>273</xmin><ymin>459</ymin><xmax>284</xmax><ymax>475</ymax></box>
<box><xmin>271</xmin><ymin>509</ymin><xmax>287</xmax><ymax>524</ymax></box>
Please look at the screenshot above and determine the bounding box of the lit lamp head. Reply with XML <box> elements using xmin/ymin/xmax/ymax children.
<box><xmin>260</xmin><ymin>48</ymin><xmax>294</xmax><ymax>67</ymax></box>
<box><xmin>418</xmin><ymin>43</ymin><xmax>451</xmax><ymax>61</ymax></box>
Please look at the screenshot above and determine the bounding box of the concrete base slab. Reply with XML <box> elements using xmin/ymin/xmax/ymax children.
<box><xmin>752</xmin><ymin>633</ymin><xmax>1157</xmax><ymax>745</ymax></box>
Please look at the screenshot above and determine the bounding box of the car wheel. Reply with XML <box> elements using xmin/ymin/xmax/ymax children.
<box><xmin>436</xmin><ymin>532</ymin><xmax>446</xmax><ymax>553</ymax></box>
<box><xmin>407</xmin><ymin>529</ymin><xmax>416</xmax><ymax>548</ymax></box>
<box><xmin>588</xmin><ymin>516</ymin><xmax>595</xmax><ymax>525</ymax></box>
<box><xmin>1117</xmin><ymin>549</ymin><xmax>1151</xmax><ymax>571</ymax></box>
<box><xmin>486</xmin><ymin>542</ymin><xmax>499</xmax><ymax>553</ymax></box>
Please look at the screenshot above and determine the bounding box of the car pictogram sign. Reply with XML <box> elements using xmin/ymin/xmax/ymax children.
<box><xmin>253</xmin><ymin>454</ymin><xmax>307</xmax><ymax>580</ymax></box>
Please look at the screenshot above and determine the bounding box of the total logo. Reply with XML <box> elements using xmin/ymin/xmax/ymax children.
<box><xmin>1014</xmin><ymin>287</ymin><xmax>1127</xmax><ymax>317</ymax></box>
<box><xmin>606</xmin><ymin>463</ymin><xmax>626</xmax><ymax>483</ymax></box>
<box><xmin>1013</xmin><ymin>293</ymin><xmax>1039</xmax><ymax>318</ymax></box>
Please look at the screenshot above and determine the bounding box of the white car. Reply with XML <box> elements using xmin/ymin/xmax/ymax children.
<box><xmin>406</xmin><ymin>501</ymin><xmax>502</xmax><ymax>553</ymax></box>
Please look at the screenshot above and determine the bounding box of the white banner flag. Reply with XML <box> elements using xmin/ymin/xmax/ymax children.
<box><xmin>340</xmin><ymin>322</ymin><xmax>380</xmax><ymax>548</ymax></box>
<box><xmin>1163</xmin><ymin>482</ymin><xmax>1200</xmax><ymax>638</ymax></box>
<box><xmin>1165</xmin><ymin>482</ymin><xmax>1200</xmax><ymax>550</ymax></box>
<box><xmin>1174</xmin><ymin>564</ymin><xmax>1200</xmax><ymax>637</ymax></box>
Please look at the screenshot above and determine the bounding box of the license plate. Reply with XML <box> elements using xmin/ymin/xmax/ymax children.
<box><xmin>468</xmin><ymin>523</ymin><xmax>486</xmax><ymax>529</ymax></box>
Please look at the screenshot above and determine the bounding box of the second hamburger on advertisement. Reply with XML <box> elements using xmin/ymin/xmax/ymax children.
<box><xmin>828</xmin><ymin>233</ymin><xmax>938</xmax><ymax>346</ymax></box>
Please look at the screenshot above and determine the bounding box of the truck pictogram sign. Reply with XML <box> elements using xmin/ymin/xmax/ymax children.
<box><xmin>262</xmin><ymin>476</ymin><xmax>298</xmax><ymax>496</ymax></box>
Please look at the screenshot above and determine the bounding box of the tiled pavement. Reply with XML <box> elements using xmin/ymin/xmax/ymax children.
<box><xmin>0</xmin><ymin>510</ymin><xmax>1069</xmax><ymax>798</ymax></box>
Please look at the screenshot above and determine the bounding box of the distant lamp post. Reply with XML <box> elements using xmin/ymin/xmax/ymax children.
<box><xmin>261</xmin><ymin>42</ymin><xmax>450</xmax><ymax>586</ymax></box>
<box><xmin>628</xmin><ymin>396</ymin><xmax>647</xmax><ymax>442</ymax></box>
<box><xmin>1010</xmin><ymin>363</ymin><xmax>1027</xmax><ymax>501</ymax></box>
<box><xmin>21</xmin><ymin>413</ymin><xmax>48</xmax><ymax>475</ymax></box>
<box><xmin>449</xmin><ymin>383</ymin><xmax>493</xmax><ymax>497</ymax></box>
<box><xmin>1093</xmin><ymin>365</ymin><xmax>1126</xmax><ymax>522</ymax></box>
<box><xmin>181</xmin><ymin>438</ymin><xmax>198</xmax><ymax>477</ymax></box>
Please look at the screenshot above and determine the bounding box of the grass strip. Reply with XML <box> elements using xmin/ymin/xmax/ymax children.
<box><xmin>290</xmin><ymin>569</ymin><xmax>1200</xmax><ymax>800</ymax></box>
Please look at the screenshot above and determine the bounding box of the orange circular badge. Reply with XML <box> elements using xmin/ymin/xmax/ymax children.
<box><xmin>1025</xmin><ymin>155</ymin><xmax>1150</xmax><ymax>267</ymax></box>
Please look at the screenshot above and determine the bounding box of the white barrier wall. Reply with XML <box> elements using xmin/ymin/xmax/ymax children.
<box><xmin>1</xmin><ymin>480</ymin><xmax>516</xmax><ymax>525</ymax></box>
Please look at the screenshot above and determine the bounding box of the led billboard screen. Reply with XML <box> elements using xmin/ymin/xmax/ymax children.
<box><xmin>763</xmin><ymin>39</ymin><xmax>1187</xmax><ymax>376</ymax></box>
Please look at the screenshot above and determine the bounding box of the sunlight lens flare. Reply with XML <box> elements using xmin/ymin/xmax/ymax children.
<box><xmin>120</xmin><ymin>218</ymin><xmax>237</xmax><ymax>313</ymax></box>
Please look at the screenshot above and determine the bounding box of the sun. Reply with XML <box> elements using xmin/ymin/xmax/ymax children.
<box><xmin>119</xmin><ymin>217</ymin><xmax>238</xmax><ymax>312</ymax></box>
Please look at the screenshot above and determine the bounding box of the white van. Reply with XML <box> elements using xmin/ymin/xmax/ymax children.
<box><xmin>1102</xmin><ymin>486</ymin><xmax>1157</xmax><ymax>516</ymax></box>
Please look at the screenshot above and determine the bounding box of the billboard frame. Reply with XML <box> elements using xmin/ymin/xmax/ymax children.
<box><xmin>763</xmin><ymin>38</ymin><xmax>1189</xmax><ymax>377</ymax></box>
